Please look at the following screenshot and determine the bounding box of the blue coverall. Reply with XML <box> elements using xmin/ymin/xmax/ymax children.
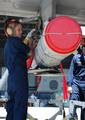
<box><xmin>4</xmin><ymin>36</ymin><xmax>30</xmax><ymax>120</ymax></box>
<box><xmin>67</xmin><ymin>53</ymin><xmax>85</xmax><ymax>120</ymax></box>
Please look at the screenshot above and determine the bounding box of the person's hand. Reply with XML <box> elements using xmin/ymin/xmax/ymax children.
<box><xmin>68</xmin><ymin>86</ymin><xmax>72</xmax><ymax>93</ymax></box>
<box><xmin>26</xmin><ymin>29</ymin><xmax>36</xmax><ymax>39</ymax></box>
<box><xmin>67</xmin><ymin>86</ymin><xmax>72</xmax><ymax>99</ymax></box>
<box><xmin>23</xmin><ymin>29</ymin><xmax>36</xmax><ymax>45</ymax></box>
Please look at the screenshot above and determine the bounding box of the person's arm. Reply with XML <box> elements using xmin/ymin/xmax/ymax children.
<box><xmin>13</xmin><ymin>37</ymin><xmax>30</xmax><ymax>55</ymax></box>
<box><xmin>67</xmin><ymin>57</ymin><xmax>74</xmax><ymax>87</ymax></box>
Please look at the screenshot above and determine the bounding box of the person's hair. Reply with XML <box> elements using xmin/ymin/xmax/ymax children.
<box><xmin>4</xmin><ymin>18</ymin><xmax>21</xmax><ymax>37</ymax></box>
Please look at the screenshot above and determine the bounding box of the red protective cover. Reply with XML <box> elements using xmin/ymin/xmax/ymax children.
<box><xmin>45</xmin><ymin>16</ymin><xmax>82</xmax><ymax>54</ymax></box>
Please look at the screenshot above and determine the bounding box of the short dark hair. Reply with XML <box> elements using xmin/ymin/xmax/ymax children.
<box><xmin>82</xmin><ymin>45</ymin><xmax>85</xmax><ymax>49</ymax></box>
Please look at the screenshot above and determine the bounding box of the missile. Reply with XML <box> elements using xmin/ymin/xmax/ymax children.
<box><xmin>33</xmin><ymin>16</ymin><xmax>82</xmax><ymax>67</ymax></box>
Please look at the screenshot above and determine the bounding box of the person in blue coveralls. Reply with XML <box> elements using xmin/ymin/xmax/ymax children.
<box><xmin>4</xmin><ymin>18</ymin><xmax>35</xmax><ymax>120</ymax></box>
<box><xmin>67</xmin><ymin>45</ymin><xmax>85</xmax><ymax>120</ymax></box>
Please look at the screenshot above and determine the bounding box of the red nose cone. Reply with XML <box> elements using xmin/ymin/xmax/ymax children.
<box><xmin>44</xmin><ymin>16</ymin><xmax>82</xmax><ymax>54</ymax></box>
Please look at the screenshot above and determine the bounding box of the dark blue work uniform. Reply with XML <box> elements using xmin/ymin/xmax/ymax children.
<box><xmin>67</xmin><ymin>53</ymin><xmax>85</xmax><ymax>120</ymax></box>
<box><xmin>4</xmin><ymin>36</ymin><xmax>30</xmax><ymax>120</ymax></box>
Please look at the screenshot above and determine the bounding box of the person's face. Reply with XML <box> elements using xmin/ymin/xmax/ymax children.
<box><xmin>82</xmin><ymin>47</ymin><xmax>85</xmax><ymax>56</ymax></box>
<box><xmin>14</xmin><ymin>24</ymin><xmax>22</xmax><ymax>37</ymax></box>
